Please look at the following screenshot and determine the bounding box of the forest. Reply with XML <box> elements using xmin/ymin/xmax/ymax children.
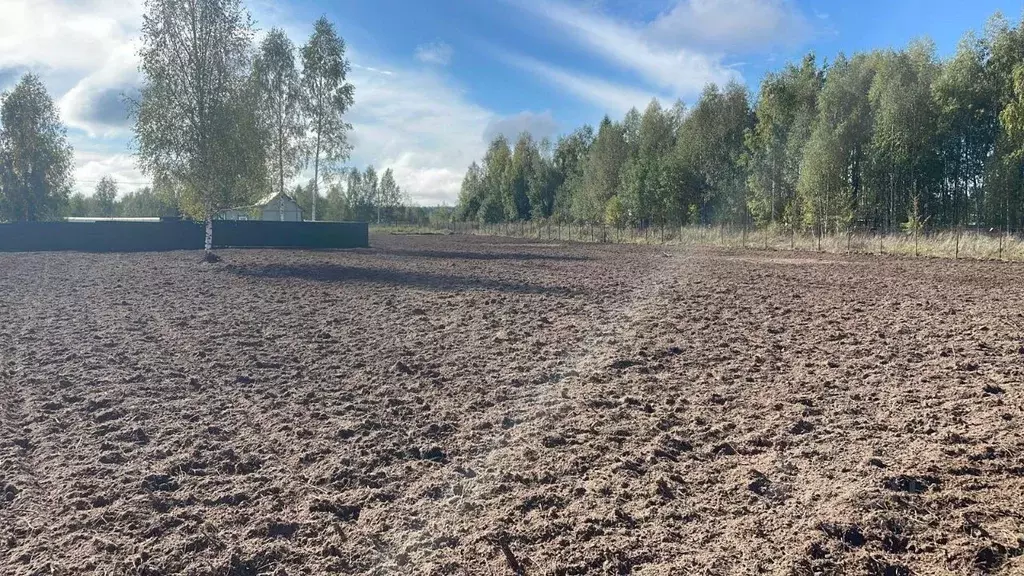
<box><xmin>456</xmin><ymin>12</ymin><xmax>1024</xmax><ymax>237</ymax></box>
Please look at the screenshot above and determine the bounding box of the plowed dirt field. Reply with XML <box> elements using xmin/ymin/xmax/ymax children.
<box><xmin>1</xmin><ymin>233</ymin><xmax>1022</xmax><ymax>575</ymax></box>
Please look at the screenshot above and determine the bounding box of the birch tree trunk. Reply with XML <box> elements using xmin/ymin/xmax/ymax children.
<box><xmin>205</xmin><ymin>215</ymin><xmax>214</xmax><ymax>253</ymax></box>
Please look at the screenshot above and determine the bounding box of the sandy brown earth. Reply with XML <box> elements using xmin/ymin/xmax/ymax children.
<box><xmin>1</xmin><ymin>233</ymin><xmax>1023</xmax><ymax>575</ymax></box>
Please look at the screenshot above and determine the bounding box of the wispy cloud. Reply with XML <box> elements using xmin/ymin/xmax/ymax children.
<box><xmin>499</xmin><ymin>52</ymin><xmax>668</xmax><ymax>116</ymax></box>
<box><xmin>648</xmin><ymin>0</ymin><xmax>814</xmax><ymax>52</ymax></box>
<box><xmin>352</xmin><ymin>63</ymin><xmax>394</xmax><ymax>76</ymax></box>
<box><xmin>514</xmin><ymin>0</ymin><xmax>741</xmax><ymax>97</ymax></box>
<box><xmin>414</xmin><ymin>42</ymin><xmax>454</xmax><ymax>66</ymax></box>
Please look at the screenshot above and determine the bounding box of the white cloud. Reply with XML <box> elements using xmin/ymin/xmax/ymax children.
<box><xmin>345</xmin><ymin>58</ymin><xmax>496</xmax><ymax>204</ymax></box>
<box><xmin>74</xmin><ymin>146</ymin><xmax>148</xmax><ymax>197</ymax></box>
<box><xmin>0</xmin><ymin>0</ymin><xmax>145</xmax><ymax>192</ymax></box>
<box><xmin>516</xmin><ymin>0</ymin><xmax>740</xmax><ymax>97</ymax></box>
<box><xmin>59</xmin><ymin>41</ymin><xmax>141</xmax><ymax>137</ymax></box>
<box><xmin>414</xmin><ymin>42</ymin><xmax>454</xmax><ymax>66</ymax></box>
<box><xmin>483</xmin><ymin>111</ymin><xmax>559</xmax><ymax>143</ymax></box>
<box><xmin>500</xmin><ymin>52</ymin><xmax>668</xmax><ymax>116</ymax></box>
<box><xmin>649</xmin><ymin>0</ymin><xmax>813</xmax><ymax>52</ymax></box>
<box><xmin>0</xmin><ymin>0</ymin><xmax>142</xmax><ymax>74</ymax></box>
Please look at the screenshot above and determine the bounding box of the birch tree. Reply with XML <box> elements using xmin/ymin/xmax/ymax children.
<box><xmin>254</xmin><ymin>28</ymin><xmax>303</xmax><ymax>198</ymax></box>
<box><xmin>94</xmin><ymin>177</ymin><xmax>119</xmax><ymax>217</ymax></box>
<box><xmin>131</xmin><ymin>0</ymin><xmax>263</xmax><ymax>256</ymax></box>
<box><xmin>301</xmin><ymin>17</ymin><xmax>355</xmax><ymax>221</ymax></box>
<box><xmin>378</xmin><ymin>168</ymin><xmax>402</xmax><ymax>223</ymax></box>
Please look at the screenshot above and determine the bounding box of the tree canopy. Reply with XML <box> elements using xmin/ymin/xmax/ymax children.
<box><xmin>0</xmin><ymin>74</ymin><xmax>74</xmax><ymax>222</ymax></box>
<box><xmin>456</xmin><ymin>11</ymin><xmax>1024</xmax><ymax>236</ymax></box>
<box><xmin>255</xmin><ymin>28</ymin><xmax>304</xmax><ymax>199</ymax></box>
<box><xmin>301</xmin><ymin>16</ymin><xmax>355</xmax><ymax>221</ymax></box>
<box><xmin>132</xmin><ymin>0</ymin><xmax>263</xmax><ymax>239</ymax></box>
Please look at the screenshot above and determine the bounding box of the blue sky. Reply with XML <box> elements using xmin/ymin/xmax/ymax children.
<box><xmin>1</xmin><ymin>0</ymin><xmax>1021</xmax><ymax>204</ymax></box>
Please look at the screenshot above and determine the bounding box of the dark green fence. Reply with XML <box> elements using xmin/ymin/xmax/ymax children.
<box><xmin>0</xmin><ymin>220</ymin><xmax>369</xmax><ymax>252</ymax></box>
<box><xmin>214</xmin><ymin>221</ymin><xmax>368</xmax><ymax>249</ymax></box>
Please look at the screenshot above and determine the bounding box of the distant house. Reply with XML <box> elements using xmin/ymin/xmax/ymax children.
<box><xmin>218</xmin><ymin>191</ymin><xmax>304</xmax><ymax>222</ymax></box>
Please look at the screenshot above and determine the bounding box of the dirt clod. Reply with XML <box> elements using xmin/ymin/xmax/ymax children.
<box><xmin>983</xmin><ymin>383</ymin><xmax>1005</xmax><ymax>395</ymax></box>
<box><xmin>883</xmin><ymin>475</ymin><xmax>941</xmax><ymax>494</ymax></box>
<box><xmin>267</xmin><ymin>522</ymin><xmax>300</xmax><ymax>539</ymax></box>
<box><xmin>309</xmin><ymin>500</ymin><xmax>360</xmax><ymax>522</ymax></box>
<box><xmin>790</xmin><ymin>420</ymin><xmax>815</xmax><ymax>435</ymax></box>
<box><xmin>820</xmin><ymin>522</ymin><xmax>866</xmax><ymax>548</ymax></box>
<box><xmin>142</xmin><ymin>474</ymin><xmax>178</xmax><ymax>492</ymax></box>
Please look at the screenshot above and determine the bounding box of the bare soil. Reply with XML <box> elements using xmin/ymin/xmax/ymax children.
<box><xmin>1</xmin><ymin>233</ymin><xmax>1022</xmax><ymax>575</ymax></box>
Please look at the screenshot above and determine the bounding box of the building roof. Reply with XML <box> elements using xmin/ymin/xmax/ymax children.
<box><xmin>256</xmin><ymin>190</ymin><xmax>301</xmax><ymax>208</ymax></box>
<box><xmin>222</xmin><ymin>191</ymin><xmax>303</xmax><ymax>213</ymax></box>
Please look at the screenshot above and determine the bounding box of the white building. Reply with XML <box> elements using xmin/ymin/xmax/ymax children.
<box><xmin>219</xmin><ymin>191</ymin><xmax>304</xmax><ymax>222</ymax></box>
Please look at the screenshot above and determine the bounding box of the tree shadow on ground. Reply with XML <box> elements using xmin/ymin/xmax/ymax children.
<box><xmin>225</xmin><ymin>263</ymin><xmax>578</xmax><ymax>296</ymax></box>
<box><xmin>380</xmin><ymin>248</ymin><xmax>589</xmax><ymax>262</ymax></box>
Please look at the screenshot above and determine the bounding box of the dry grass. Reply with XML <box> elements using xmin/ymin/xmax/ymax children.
<box><xmin>409</xmin><ymin>221</ymin><xmax>1024</xmax><ymax>262</ymax></box>
<box><xmin>673</xmin><ymin>226</ymin><xmax>1024</xmax><ymax>261</ymax></box>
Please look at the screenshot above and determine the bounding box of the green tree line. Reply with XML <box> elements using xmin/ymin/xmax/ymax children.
<box><xmin>457</xmin><ymin>13</ymin><xmax>1024</xmax><ymax>236</ymax></box>
<box><xmin>292</xmin><ymin>165</ymin><xmax>409</xmax><ymax>223</ymax></box>
<box><xmin>66</xmin><ymin>163</ymin><xmax>415</xmax><ymax>223</ymax></box>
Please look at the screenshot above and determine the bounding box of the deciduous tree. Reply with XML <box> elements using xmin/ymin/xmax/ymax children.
<box><xmin>255</xmin><ymin>28</ymin><xmax>304</xmax><ymax>199</ymax></box>
<box><xmin>0</xmin><ymin>74</ymin><xmax>74</xmax><ymax>222</ymax></box>
<box><xmin>132</xmin><ymin>0</ymin><xmax>263</xmax><ymax>255</ymax></box>
<box><xmin>94</xmin><ymin>177</ymin><xmax>118</xmax><ymax>217</ymax></box>
<box><xmin>301</xmin><ymin>16</ymin><xmax>355</xmax><ymax>221</ymax></box>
